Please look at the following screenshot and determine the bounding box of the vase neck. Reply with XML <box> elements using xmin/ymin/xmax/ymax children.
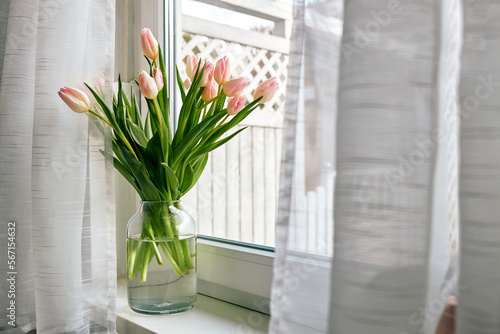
<box><xmin>139</xmin><ymin>200</ymin><xmax>183</xmax><ymax>214</ymax></box>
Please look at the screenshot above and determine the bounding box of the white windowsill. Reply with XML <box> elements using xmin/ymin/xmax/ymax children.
<box><xmin>116</xmin><ymin>279</ymin><xmax>270</xmax><ymax>334</ymax></box>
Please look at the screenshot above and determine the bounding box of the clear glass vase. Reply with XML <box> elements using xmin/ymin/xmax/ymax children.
<box><xmin>127</xmin><ymin>200</ymin><xmax>197</xmax><ymax>314</ymax></box>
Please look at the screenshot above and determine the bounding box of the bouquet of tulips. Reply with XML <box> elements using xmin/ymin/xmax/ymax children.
<box><xmin>58</xmin><ymin>28</ymin><xmax>278</xmax><ymax>282</ymax></box>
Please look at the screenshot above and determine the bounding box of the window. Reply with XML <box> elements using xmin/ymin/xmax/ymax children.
<box><xmin>178</xmin><ymin>0</ymin><xmax>291</xmax><ymax>248</ymax></box>
<box><xmin>114</xmin><ymin>0</ymin><xmax>293</xmax><ymax>313</ymax></box>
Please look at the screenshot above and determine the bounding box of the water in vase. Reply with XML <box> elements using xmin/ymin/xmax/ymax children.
<box><xmin>127</xmin><ymin>235</ymin><xmax>197</xmax><ymax>314</ymax></box>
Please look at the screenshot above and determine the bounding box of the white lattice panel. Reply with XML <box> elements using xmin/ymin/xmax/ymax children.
<box><xmin>180</xmin><ymin>32</ymin><xmax>288</xmax><ymax>119</ymax></box>
<box><xmin>180</xmin><ymin>30</ymin><xmax>288</xmax><ymax>247</ymax></box>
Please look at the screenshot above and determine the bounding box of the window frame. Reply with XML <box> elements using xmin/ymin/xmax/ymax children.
<box><xmin>115</xmin><ymin>0</ymin><xmax>276</xmax><ymax>314</ymax></box>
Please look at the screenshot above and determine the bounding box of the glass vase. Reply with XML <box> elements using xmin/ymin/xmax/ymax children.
<box><xmin>127</xmin><ymin>200</ymin><xmax>197</xmax><ymax>314</ymax></box>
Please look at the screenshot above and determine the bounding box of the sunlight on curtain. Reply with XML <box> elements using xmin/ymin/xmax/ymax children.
<box><xmin>0</xmin><ymin>1</ymin><xmax>116</xmax><ymax>333</ymax></box>
<box><xmin>271</xmin><ymin>0</ymin><xmax>342</xmax><ymax>332</ymax></box>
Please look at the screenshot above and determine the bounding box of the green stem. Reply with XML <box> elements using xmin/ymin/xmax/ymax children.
<box><xmin>127</xmin><ymin>243</ymin><xmax>138</xmax><ymax>279</ymax></box>
<box><xmin>196</xmin><ymin>93</ymin><xmax>224</xmax><ymax>114</ymax></box>
<box><xmin>130</xmin><ymin>204</ymin><xmax>195</xmax><ymax>283</ymax></box>
<box><xmin>140</xmin><ymin>245</ymin><xmax>152</xmax><ymax>283</ymax></box>
<box><xmin>159</xmin><ymin>243</ymin><xmax>185</xmax><ymax>275</ymax></box>
<box><xmin>163</xmin><ymin>215</ymin><xmax>187</xmax><ymax>273</ymax></box>
<box><xmin>145</xmin><ymin>222</ymin><xmax>163</xmax><ymax>265</ymax></box>
<box><xmin>180</xmin><ymin>239</ymin><xmax>194</xmax><ymax>269</ymax></box>
<box><xmin>88</xmin><ymin>109</ymin><xmax>138</xmax><ymax>160</ymax></box>
<box><xmin>132</xmin><ymin>243</ymin><xmax>145</xmax><ymax>279</ymax></box>
<box><xmin>172</xmin><ymin>202</ymin><xmax>194</xmax><ymax>270</ymax></box>
<box><xmin>153</xmin><ymin>99</ymin><xmax>164</xmax><ymax>143</ymax></box>
<box><xmin>187</xmin><ymin>115</ymin><xmax>228</xmax><ymax>161</ymax></box>
<box><xmin>88</xmin><ymin>109</ymin><xmax>113</xmax><ymax>128</ymax></box>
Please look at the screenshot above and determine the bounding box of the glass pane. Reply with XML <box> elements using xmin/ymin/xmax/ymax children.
<box><xmin>175</xmin><ymin>0</ymin><xmax>293</xmax><ymax>247</ymax></box>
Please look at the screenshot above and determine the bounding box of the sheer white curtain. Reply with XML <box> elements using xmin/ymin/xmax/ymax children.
<box><xmin>271</xmin><ymin>0</ymin><xmax>500</xmax><ymax>333</ymax></box>
<box><xmin>0</xmin><ymin>1</ymin><xmax>116</xmax><ymax>333</ymax></box>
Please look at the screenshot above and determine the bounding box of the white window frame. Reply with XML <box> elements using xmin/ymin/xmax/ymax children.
<box><xmin>114</xmin><ymin>0</ymin><xmax>276</xmax><ymax>314</ymax></box>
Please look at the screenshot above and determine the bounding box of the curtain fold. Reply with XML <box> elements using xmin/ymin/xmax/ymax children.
<box><xmin>457</xmin><ymin>1</ymin><xmax>500</xmax><ymax>333</ymax></box>
<box><xmin>271</xmin><ymin>0</ymin><xmax>500</xmax><ymax>333</ymax></box>
<box><xmin>329</xmin><ymin>1</ymin><xmax>441</xmax><ymax>333</ymax></box>
<box><xmin>0</xmin><ymin>1</ymin><xmax>116</xmax><ymax>333</ymax></box>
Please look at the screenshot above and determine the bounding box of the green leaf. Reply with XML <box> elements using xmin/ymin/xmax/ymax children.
<box><xmin>146</xmin><ymin>132</ymin><xmax>162</xmax><ymax>158</ymax></box>
<box><xmin>127</xmin><ymin>119</ymin><xmax>148</xmax><ymax>148</ymax></box>
<box><xmin>176</xmin><ymin>66</ymin><xmax>186</xmax><ymax>102</ymax></box>
<box><xmin>158</xmin><ymin>45</ymin><xmax>169</xmax><ymax>121</ymax></box>
<box><xmin>161</xmin><ymin>163</ymin><xmax>180</xmax><ymax>192</ymax></box>
<box><xmin>172</xmin><ymin>112</ymin><xmax>225</xmax><ymax>169</ymax></box>
<box><xmin>84</xmin><ymin>83</ymin><xmax>117</xmax><ymax>128</ymax></box>
<box><xmin>144</xmin><ymin>112</ymin><xmax>152</xmax><ymax>138</ymax></box>
<box><xmin>146</xmin><ymin>98</ymin><xmax>159</xmax><ymax>135</ymax></box>
<box><xmin>100</xmin><ymin>148</ymin><xmax>143</xmax><ymax>196</ymax></box>
<box><xmin>175</xmin><ymin>61</ymin><xmax>205</xmax><ymax>143</ymax></box>
<box><xmin>210</xmin><ymin>100</ymin><xmax>260</xmax><ymax>142</ymax></box>
<box><xmin>171</xmin><ymin>190</ymin><xmax>181</xmax><ymax>200</ymax></box>
<box><xmin>131</xmin><ymin>88</ymin><xmax>140</xmax><ymax>126</ymax></box>
<box><xmin>116</xmin><ymin>144</ymin><xmax>162</xmax><ymax>201</ymax></box>
<box><xmin>115</xmin><ymin>75</ymin><xmax>127</xmax><ymax>131</ymax></box>
<box><xmin>144</xmin><ymin>56</ymin><xmax>152</xmax><ymax>75</ymax></box>
<box><xmin>180</xmin><ymin>164</ymin><xmax>194</xmax><ymax>194</ymax></box>
<box><xmin>182</xmin><ymin>154</ymin><xmax>209</xmax><ymax>196</ymax></box>
<box><xmin>113</xmin><ymin>158</ymin><xmax>143</xmax><ymax>195</ymax></box>
<box><xmin>190</xmin><ymin>127</ymin><xmax>247</xmax><ymax>161</ymax></box>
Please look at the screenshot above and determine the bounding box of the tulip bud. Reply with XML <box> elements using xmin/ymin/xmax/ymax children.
<box><xmin>202</xmin><ymin>80</ymin><xmax>218</xmax><ymax>103</ymax></box>
<box><xmin>141</xmin><ymin>28</ymin><xmax>159</xmax><ymax>60</ymax></box>
<box><xmin>253</xmin><ymin>77</ymin><xmax>279</xmax><ymax>103</ymax></box>
<box><xmin>58</xmin><ymin>86</ymin><xmax>91</xmax><ymax>113</ymax></box>
<box><xmin>199</xmin><ymin>61</ymin><xmax>214</xmax><ymax>87</ymax></box>
<box><xmin>186</xmin><ymin>55</ymin><xmax>203</xmax><ymax>81</ymax></box>
<box><xmin>138</xmin><ymin>70</ymin><xmax>158</xmax><ymax>99</ymax></box>
<box><xmin>153</xmin><ymin>68</ymin><xmax>164</xmax><ymax>91</ymax></box>
<box><xmin>214</xmin><ymin>56</ymin><xmax>230</xmax><ymax>85</ymax></box>
<box><xmin>223</xmin><ymin>76</ymin><xmax>249</xmax><ymax>97</ymax></box>
<box><xmin>183</xmin><ymin>79</ymin><xmax>191</xmax><ymax>91</ymax></box>
<box><xmin>227</xmin><ymin>95</ymin><xmax>246</xmax><ymax>115</ymax></box>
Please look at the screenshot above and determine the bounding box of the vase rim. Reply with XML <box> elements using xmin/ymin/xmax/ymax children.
<box><xmin>140</xmin><ymin>200</ymin><xmax>182</xmax><ymax>204</ymax></box>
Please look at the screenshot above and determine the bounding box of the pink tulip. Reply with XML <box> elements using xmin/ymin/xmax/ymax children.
<box><xmin>153</xmin><ymin>68</ymin><xmax>164</xmax><ymax>91</ymax></box>
<box><xmin>79</xmin><ymin>77</ymin><xmax>105</xmax><ymax>107</ymax></box>
<box><xmin>223</xmin><ymin>76</ymin><xmax>249</xmax><ymax>97</ymax></box>
<box><xmin>253</xmin><ymin>77</ymin><xmax>279</xmax><ymax>103</ymax></box>
<box><xmin>138</xmin><ymin>70</ymin><xmax>158</xmax><ymax>99</ymax></box>
<box><xmin>79</xmin><ymin>84</ymin><xmax>98</xmax><ymax>107</ymax></box>
<box><xmin>186</xmin><ymin>55</ymin><xmax>203</xmax><ymax>81</ymax></box>
<box><xmin>58</xmin><ymin>86</ymin><xmax>91</xmax><ymax>113</ymax></box>
<box><xmin>199</xmin><ymin>61</ymin><xmax>214</xmax><ymax>87</ymax></box>
<box><xmin>183</xmin><ymin>79</ymin><xmax>191</xmax><ymax>90</ymax></box>
<box><xmin>227</xmin><ymin>95</ymin><xmax>246</xmax><ymax>115</ymax></box>
<box><xmin>92</xmin><ymin>76</ymin><xmax>105</xmax><ymax>88</ymax></box>
<box><xmin>214</xmin><ymin>56</ymin><xmax>230</xmax><ymax>85</ymax></box>
<box><xmin>141</xmin><ymin>28</ymin><xmax>159</xmax><ymax>60</ymax></box>
<box><xmin>202</xmin><ymin>80</ymin><xmax>218</xmax><ymax>103</ymax></box>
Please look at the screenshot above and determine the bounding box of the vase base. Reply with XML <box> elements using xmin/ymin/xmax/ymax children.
<box><xmin>129</xmin><ymin>303</ymin><xmax>194</xmax><ymax>315</ymax></box>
